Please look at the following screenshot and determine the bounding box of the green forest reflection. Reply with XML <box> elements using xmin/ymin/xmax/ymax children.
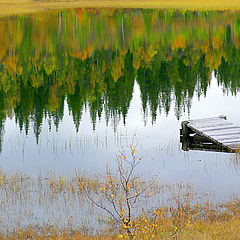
<box><xmin>1</xmin><ymin>9</ymin><xmax>240</xmax><ymax>150</ymax></box>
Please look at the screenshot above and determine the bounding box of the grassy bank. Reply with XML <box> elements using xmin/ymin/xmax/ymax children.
<box><xmin>2</xmin><ymin>0</ymin><xmax>240</xmax><ymax>17</ymax></box>
<box><xmin>1</xmin><ymin>199</ymin><xmax>240</xmax><ymax>239</ymax></box>
<box><xmin>3</xmin><ymin>217</ymin><xmax>240</xmax><ymax>240</ymax></box>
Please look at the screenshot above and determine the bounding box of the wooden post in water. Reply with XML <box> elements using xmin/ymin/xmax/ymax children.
<box><xmin>181</xmin><ymin>121</ymin><xmax>190</xmax><ymax>151</ymax></box>
<box><xmin>181</xmin><ymin>121</ymin><xmax>190</xmax><ymax>138</ymax></box>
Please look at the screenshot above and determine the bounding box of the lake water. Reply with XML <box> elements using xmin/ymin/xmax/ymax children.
<box><xmin>0</xmin><ymin>9</ymin><xmax>240</xmax><ymax>200</ymax></box>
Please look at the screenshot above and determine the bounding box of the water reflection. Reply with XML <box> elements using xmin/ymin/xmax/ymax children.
<box><xmin>1</xmin><ymin>9</ymin><xmax>240</xmax><ymax>144</ymax></box>
<box><xmin>0</xmin><ymin>9</ymin><xmax>240</xmax><ymax>199</ymax></box>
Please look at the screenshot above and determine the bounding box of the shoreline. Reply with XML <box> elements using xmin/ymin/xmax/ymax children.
<box><xmin>1</xmin><ymin>0</ymin><xmax>240</xmax><ymax>17</ymax></box>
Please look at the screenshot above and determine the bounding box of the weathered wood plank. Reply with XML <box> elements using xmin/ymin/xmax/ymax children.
<box><xmin>189</xmin><ymin>123</ymin><xmax>233</xmax><ymax>130</ymax></box>
<box><xmin>188</xmin><ymin>116</ymin><xmax>226</xmax><ymax>122</ymax></box>
<box><xmin>194</xmin><ymin>125</ymin><xmax>233</xmax><ymax>132</ymax></box>
<box><xmin>187</xmin><ymin>117</ymin><xmax>222</xmax><ymax>122</ymax></box>
<box><xmin>198</xmin><ymin>125</ymin><xmax>238</xmax><ymax>132</ymax></box>
<box><xmin>188</xmin><ymin>118</ymin><xmax>227</xmax><ymax>125</ymax></box>
<box><xmin>184</xmin><ymin>116</ymin><xmax>240</xmax><ymax>152</ymax></box>
<box><xmin>212</xmin><ymin>133</ymin><xmax>240</xmax><ymax>137</ymax></box>
<box><xmin>221</xmin><ymin>139</ymin><xmax>240</xmax><ymax>144</ymax></box>
<box><xmin>214</xmin><ymin>136</ymin><xmax>240</xmax><ymax>142</ymax></box>
<box><xmin>207</xmin><ymin>129</ymin><xmax>240</xmax><ymax>136</ymax></box>
<box><xmin>188</xmin><ymin>117</ymin><xmax>226</xmax><ymax>125</ymax></box>
<box><xmin>197</xmin><ymin>122</ymin><xmax>233</xmax><ymax>129</ymax></box>
<box><xmin>189</xmin><ymin>117</ymin><xmax>227</xmax><ymax>122</ymax></box>
<box><xmin>192</xmin><ymin>119</ymin><xmax>230</xmax><ymax>124</ymax></box>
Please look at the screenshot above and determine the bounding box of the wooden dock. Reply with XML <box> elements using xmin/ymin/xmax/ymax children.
<box><xmin>180</xmin><ymin>116</ymin><xmax>240</xmax><ymax>153</ymax></box>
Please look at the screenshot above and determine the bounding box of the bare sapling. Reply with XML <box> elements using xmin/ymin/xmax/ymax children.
<box><xmin>82</xmin><ymin>141</ymin><xmax>156</xmax><ymax>239</ymax></box>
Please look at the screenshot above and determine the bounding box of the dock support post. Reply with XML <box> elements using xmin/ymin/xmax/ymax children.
<box><xmin>181</xmin><ymin>121</ymin><xmax>190</xmax><ymax>138</ymax></box>
<box><xmin>181</xmin><ymin>121</ymin><xmax>190</xmax><ymax>151</ymax></box>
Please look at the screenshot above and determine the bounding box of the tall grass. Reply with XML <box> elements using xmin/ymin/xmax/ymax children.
<box><xmin>0</xmin><ymin>169</ymin><xmax>239</xmax><ymax>239</ymax></box>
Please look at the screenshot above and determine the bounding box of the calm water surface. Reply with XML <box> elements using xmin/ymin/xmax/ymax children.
<box><xmin>0</xmin><ymin>9</ymin><xmax>240</xmax><ymax>200</ymax></box>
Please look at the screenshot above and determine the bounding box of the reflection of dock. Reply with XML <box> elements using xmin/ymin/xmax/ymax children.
<box><xmin>180</xmin><ymin>116</ymin><xmax>240</xmax><ymax>153</ymax></box>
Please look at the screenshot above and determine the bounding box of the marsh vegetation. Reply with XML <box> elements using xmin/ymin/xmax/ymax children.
<box><xmin>0</xmin><ymin>165</ymin><xmax>239</xmax><ymax>239</ymax></box>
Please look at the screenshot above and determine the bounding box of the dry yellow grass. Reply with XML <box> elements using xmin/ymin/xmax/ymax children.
<box><xmin>182</xmin><ymin>218</ymin><xmax>240</xmax><ymax>240</ymax></box>
<box><xmin>1</xmin><ymin>210</ymin><xmax>239</xmax><ymax>239</ymax></box>
<box><xmin>1</xmin><ymin>0</ymin><xmax>240</xmax><ymax>17</ymax></box>
<box><xmin>0</xmin><ymin>228</ymin><xmax>118</xmax><ymax>240</ymax></box>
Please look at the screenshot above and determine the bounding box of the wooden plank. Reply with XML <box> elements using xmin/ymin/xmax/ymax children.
<box><xmin>188</xmin><ymin>118</ymin><xmax>226</xmax><ymax>126</ymax></box>
<box><xmin>188</xmin><ymin>117</ymin><xmax>224</xmax><ymax>123</ymax></box>
<box><xmin>189</xmin><ymin>117</ymin><xmax>227</xmax><ymax>123</ymax></box>
<box><xmin>189</xmin><ymin>121</ymin><xmax>232</xmax><ymax>128</ymax></box>
<box><xmin>207</xmin><ymin>129</ymin><xmax>240</xmax><ymax>136</ymax></box>
<box><xmin>199</xmin><ymin>125</ymin><xmax>238</xmax><ymax>132</ymax></box>
<box><xmin>210</xmin><ymin>132</ymin><xmax>240</xmax><ymax>137</ymax></box>
<box><xmin>183</xmin><ymin>116</ymin><xmax>240</xmax><ymax>152</ymax></box>
<box><xmin>213</xmin><ymin>132</ymin><xmax>240</xmax><ymax>137</ymax></box>
<box><xmin>188</xmin><ymin>116</ymin><xmax>226</xmax><ymax>122</ymax></box>
<box><xmin>189</xmin><ymin>119</ymin><xmax>226</xmax><ymax>126</ymax></box>
<box><xmin>206</xmin><ymin>133</ymin><xmax>240</xmax><ymax>139</ymax></box>
<box><xmin>188</xmin><ymin>118</ymin><xmax>227</xmax><ymax>124</ymax></box>
<box><xmin>190</xmin><ymin>123</ymin><xmax>233</xmax><ymax>131</ymax></box>
<box><xmin>221</xmin><ymin>139</ymin><xmax>240</xmax><ymax>144</ymax></box>
<box><xmin>198</xmin><ymin>123</ymin><xmax>233</xmax><ymax>129</ymax></box>
<box><xmin>213</xmin><ymin>133</ymin><xmax>240</xmax><ymax>139</ymax></box>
